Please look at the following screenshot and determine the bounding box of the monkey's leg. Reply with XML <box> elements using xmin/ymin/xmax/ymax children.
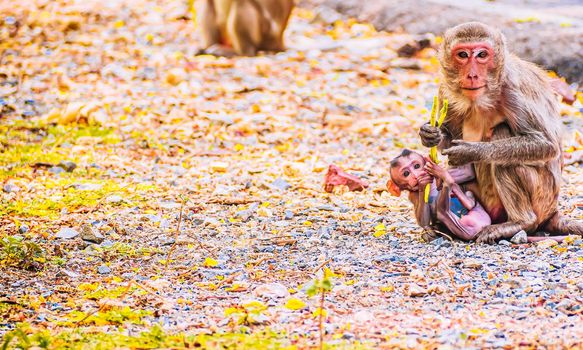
<box><xmin>476</xmin><ymin>165</ymin><xmax>541</xmax><ymax>244</ymax></box>
<box><xmin>543</xmin><ymin>212</ymin><xmax>583</xmax><ymax>236</ymax></box>
<box><xmin>197</xmin><ymin>0</ymin><xmax>221</xmax><ymax>49</ymax></box>
<box><xmin>435</xmin><ymin>184</ymin><xmax>479</xmax><ymax>241</ymax></box>
<box><xmin>227</xmin><ymin>0</ymin><xmax>262</xmax><ymax>56</ymax></box>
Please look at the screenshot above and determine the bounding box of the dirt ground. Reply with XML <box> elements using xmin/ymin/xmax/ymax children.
<box><xmin>310</xmin><ymin>0</ymin><xmax>583</xmax><ymax>86</ymax></box>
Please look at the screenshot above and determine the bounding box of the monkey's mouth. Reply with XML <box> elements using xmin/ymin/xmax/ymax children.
<box><xmin>462</xmin><ymin>86</ymin><xmax>485</xmax><ymax>91</ymax></box>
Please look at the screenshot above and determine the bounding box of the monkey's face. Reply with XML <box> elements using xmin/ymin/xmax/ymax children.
<box><xmin>451</xmin><ymin>42</ymin><xmax>495</xmax><ymax>100</ymax></box>
<box><xmin>389</xmin><ymin>153</ymin><xmax>426</xmax><ymax>192</ymax></box>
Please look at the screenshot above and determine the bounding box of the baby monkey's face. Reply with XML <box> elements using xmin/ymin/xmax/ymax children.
<box><xmin>390</xmin><ymin>152</ymin><xmax>427</xmax><ymax>191</ymax></box>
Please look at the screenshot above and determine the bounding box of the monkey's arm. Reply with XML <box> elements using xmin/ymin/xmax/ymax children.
<box><xmin>447</xmin><ymin>164</ymin><xmax>475</xmax><ymax>184</ymax></box>
<box><xmin>409</xmin><ymin>191</ymin><xmax>431</xmax><ymax>227</ymax></box>
<box><xmin>443</xmin><ymin>133</ymin><xmax>559</xmax><ymax>166</ymax></box>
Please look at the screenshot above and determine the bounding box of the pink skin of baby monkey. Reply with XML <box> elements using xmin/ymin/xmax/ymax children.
<box><xmin>387</xmin><ymin>150</ymin><xmax>490</xmax><ymax>241</ymax></box>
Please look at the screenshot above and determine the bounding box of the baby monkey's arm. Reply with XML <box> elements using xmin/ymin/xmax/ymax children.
<box><xmin>425</xmin><ymin>161</ymin><xmax>475</xmax><ymax>210</ymax></box>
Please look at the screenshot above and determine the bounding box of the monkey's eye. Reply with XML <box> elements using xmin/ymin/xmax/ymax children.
<box><xmin>457</xmin><ymin>51</ymin><xmax>469</xmax><ymax>59</ymax></box>
<box><xmin>477</xmin><ymin>51</ymin><xmax>488</xmax><ymax>58</ymax></box>
<box><xmin>403</xmin><ymin>171</ymin><xmax>410</xmax><ymax>177</ymax></box>
<box><xmin>414</xmin><ymin>164</ymin><xmax>421</xmax><ymax>169</ymax></box>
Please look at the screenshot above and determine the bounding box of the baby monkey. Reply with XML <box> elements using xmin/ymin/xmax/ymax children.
<box><xmin>386</xmin><ymin>149</ymin><xmax>490</xmax><ymax>241</ymax></box>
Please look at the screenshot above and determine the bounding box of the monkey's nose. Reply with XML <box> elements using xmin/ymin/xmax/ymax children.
<box><xmin>467</xmin><ymin>73</ymin><xmax>478</xmax><ymax>80</ymax></box>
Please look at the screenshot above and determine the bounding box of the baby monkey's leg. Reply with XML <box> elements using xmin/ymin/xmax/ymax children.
<box><xmin>436</xmin><ymin>183</ymin><xmax>483</xmax><ymax>241</ymax></box>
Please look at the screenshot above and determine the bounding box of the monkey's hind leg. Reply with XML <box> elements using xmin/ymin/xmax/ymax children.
<box><xmin>476</xmin><ymin>165</ymin><xmax>540</xmax><ymax>244</ymax></box>
<box><xmin>197</xmin><ymin>0</ymin><xmax>221</xmax><ymax>50</ymax></box>
<box><xmin>543</xmin><ymin>212</ymin><xmax>583</xmax><ymax>236</ymax></box>
<box><xmin>227</xmin><ymin>0</ymin><xmax>262</xmax><ymax>56</ymax></box>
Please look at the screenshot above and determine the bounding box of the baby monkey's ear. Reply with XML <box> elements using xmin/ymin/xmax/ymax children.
<box><xmin>386</xmin><ymin>179</ymin><xmax>401</xmax><ymax>197</ymax></box>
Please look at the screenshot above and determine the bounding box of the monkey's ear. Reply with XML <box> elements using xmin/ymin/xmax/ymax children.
<box><xmin>386</xmin><ymin>179</ymin><xmax>401</xmax><ymax>197</ymax></box>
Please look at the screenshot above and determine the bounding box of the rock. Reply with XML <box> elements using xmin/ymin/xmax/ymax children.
<box><xmin>324</xmin><ymin>164</ymin><xmax>368</xmax><ymax>193</ymax></box>
<box><xmin>432</xmin><ymin>237</ymin><xmax>444</xmax><ymax>246</ymax></box>
<box><xmin>353</xmin><ymin>310</ymin><xmax>374</xmax><ymax>323</ymax></box>
<box><xmin>537</xmin><ymin>239</ymin><xmax>558</xmax><ymax>248</ymax></box>
<box><xmin>236</xmin><ymin>209</ymin><xmax>254</xmax><ymax>222</ymax></box>
<box><xmin>49</xmin><ymin>166</ymin><xmax>65</xmax><ymax>174</ymax></box>
<box><xmin>406</xmin><ymin>283</ymin><xmax>427</xmax><ymax>297</ymax></box>
<box><xmin>61</xmin><ymin>269</ymin><xmax>80</xmax><ymax>278</ymax></box>
<box><xmin>284</xmin><ymin>210</ymin><xmax>294</xmax><ymax>220</ymax></box>
<box><xmin>159</xmin><ymin>236</ymin><xmax>175</xmax><ymax>246</ymax></box>
<box><xmin>342</xmin><ymin>332</ymin><xmax>355</xmax><ymax>340</ymax></box>
<box><xmin>271</xmin><ymin>177</ymin><xmax>291</xmax><ymax>191</ymax></box>
<box><xmin>3</xmin><ymin>183</ymin><xmax>20</xmax><ymax>193</ymax></box>
<box><xmin>106</xmin><ymin>194</ymin><xmax>123</xmax><ymax>203</ymax></box>
<box><xmin>440</xmin><ymin>239</ymin><xmax>452</xmax><ymax>248</ymax></box>
<box><xmin>463</xmin><ymin>259</ymin><xmax>483</xmax><ymax>269</ymax></box>
<box><xmin>18</xmin><ymin>225</ymin><xmax>29</xmax><ymax>234</ymax></box>
<box><xmin>427</xmin><ymin>284</ymin><xmax>445</xmax><ymax>295</ymax></box>
<box><xmin>55</xmin><ymin>227</ymin><xmax>79</xmax><ymax>239</ymax></box>
<box><xmin>410</xmin><ymin>269</ymin><xmax>424</xmax><ymax>280</ymax></box>
<box><xmin>100</xmin><ymin>240</ymin><xmax>114</xmax><ymax>248</ymax></box>
<box><xmin>577</xmin><ymin>283</ymin><xmax>583</xmax><ymax>292</ymax></box>
<box><xmin>254</xmin><ymin>283</ymin><xmax>290</xmax><ymax>299</ymax></box>
<box><xmin>511</xmin><ymin>230</ymin><xmax>528</xmax><ymax>244</ymax></box>
<box><xmin>319</xmin><ymin>226</ymin><xmax>331</xmax><ymax>240</ymax></box>
<box><xmin>397</xmin><ymin>43</ymin><xmax>418</xmax><ymax>58</ymax></box>
<box><xmin>58</xmin><ymin>160</ymin><xmax>77</xmax><ymax>172</ymax></box>
<box><xmin>97</xmin><ymin>265</ymin><xmax>111</xmax><ymax>274</ymax></box>
<box><xmin>80</xmin><ymin>224</ymin><xmax>104</xmax><ymax>243</ymax></box>
<box><xmin>498</xmin><ymin>240</ymin><xmax>511</xmax><ymax>246</ymax></box>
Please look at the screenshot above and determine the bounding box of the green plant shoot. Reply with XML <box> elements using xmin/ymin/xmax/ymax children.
<box><xmin>424</xmin><ymin>97</ymin><xmax>449</xmax><ymax>203</ymax></box>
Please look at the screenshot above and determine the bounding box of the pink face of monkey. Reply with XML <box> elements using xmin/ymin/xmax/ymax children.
<box><xmin>389</xmin><ymin>152</ymin><xmax>427</xmax><ymax>192</ymax></box>
<box><xmin>451</xmin><ymin>41</ymin><xmax>495</xmax><ymax>100</ymax></box>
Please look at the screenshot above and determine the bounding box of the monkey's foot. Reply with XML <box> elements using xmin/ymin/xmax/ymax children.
<box><xmin>421</xmin><ymin>227</ymin><xmax>439</xmax><ymax>242</ymax></box>
<box><xmin>203</xmin><ymin>44</ymin><xmax>237</xmax><ymax>57</ymax></box>
<box><xmin>475</xmin><ymin>222</ymin><xmax>522</xmax><ymax>244</ymax></box>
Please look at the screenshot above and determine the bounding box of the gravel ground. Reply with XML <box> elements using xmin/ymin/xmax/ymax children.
<box><xmin>1</xmin><ymin>0</ymin><xmax>582</xmax><ymax>348</ymax></box>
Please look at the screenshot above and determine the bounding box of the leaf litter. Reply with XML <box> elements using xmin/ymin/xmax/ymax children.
<box><xmin>1</xmin><ymin>0</ymin><xmax>583</xmax><ymax>349</ymax></box>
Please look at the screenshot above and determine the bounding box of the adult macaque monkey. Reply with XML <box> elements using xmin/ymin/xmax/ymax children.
<box><xmin>196</xmin><ymin>0</ymin><xmax>294</xmax><ymax>56</ymax></box>
<box><xmin>419</xmin><ymin>22</ymin><xmax>583</xmax><ymax>243</ymax></box>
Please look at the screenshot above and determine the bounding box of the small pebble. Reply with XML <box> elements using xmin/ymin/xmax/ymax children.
<box><xmin>58</xmin><ymin>160</ymin><xmax>77</xmax><ymax>172</ymax></box>
<box><xmin>510</xmin><ymin>230</ymin><xmax>528</xmax><ymax>244</ymax></box>
<box><xmin>98</xmin><ymin>265</ymin><xmax>111</xmax><ymax>274</ymax></box>
<box><xmin>3</xmin><ymin>183</ymin><xmax>20</xmax><ymax>193</ymax></box>
<box><xmin>271</xmin><ymin>177</ymin><xmax>291</xmax><ymax>191</ymax></box>
<box><xmin>49</xmin><ymin>166</ymin><xmax>65</xmax><ymax>174</ymax></box>
<box><xmin>55</xmin><ymin>227</ymin><xmax>79</xmax><ymax>239</ymax></box>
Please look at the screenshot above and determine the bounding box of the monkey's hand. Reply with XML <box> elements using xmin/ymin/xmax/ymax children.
<box><xmin>419</xmin><ymin>123</ymin><xmax>442</xmax><ymax>147</ymax></box>
<box><xmin>442</xmin><ymin>140</ymin><xmax>482</xmax><ymax>166</ymax></box>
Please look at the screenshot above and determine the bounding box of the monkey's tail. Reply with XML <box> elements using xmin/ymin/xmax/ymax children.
<box><xmin>543</xmin><ymin>212</ymin><xmax>583</xmax><ymax>236</ymax></box>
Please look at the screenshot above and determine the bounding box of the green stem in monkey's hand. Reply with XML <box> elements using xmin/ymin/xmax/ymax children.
<box><xmin>424</xmin><ymin>97</ymin><xmax>448</xmax><ymax>203</ymax></box>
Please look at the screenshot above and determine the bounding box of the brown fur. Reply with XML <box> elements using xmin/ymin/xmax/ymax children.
<box><xmin>197</xmin><ymin>0</ymin><xmax>294</xmax><ymax>56</ymax></box>
<box><xmin>432</xmin><ymin>22</ymin><xmax>583</xmax><ymax>243</ymax></box>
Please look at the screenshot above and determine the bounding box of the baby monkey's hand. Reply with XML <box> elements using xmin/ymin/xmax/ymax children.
<box><xmin>424</xmin><ymin>160</ymin><xmax>454</xmax><ymax>186</ymax></box>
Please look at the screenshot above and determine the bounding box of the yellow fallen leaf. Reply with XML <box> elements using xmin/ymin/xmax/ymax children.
<box><xmin>203</xmin><ymin>257</ymin><xmax>218</xmax><ymax>267</ymax></box>
<box><xmin>285</xmin><ymin>298</ymin><xmax>307</xmax><ymax>311</ymax></box>
<box><xmin>210</xmin><ymin>161</ymin><xmax>228</xmax><ymax>172</ymax></box>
